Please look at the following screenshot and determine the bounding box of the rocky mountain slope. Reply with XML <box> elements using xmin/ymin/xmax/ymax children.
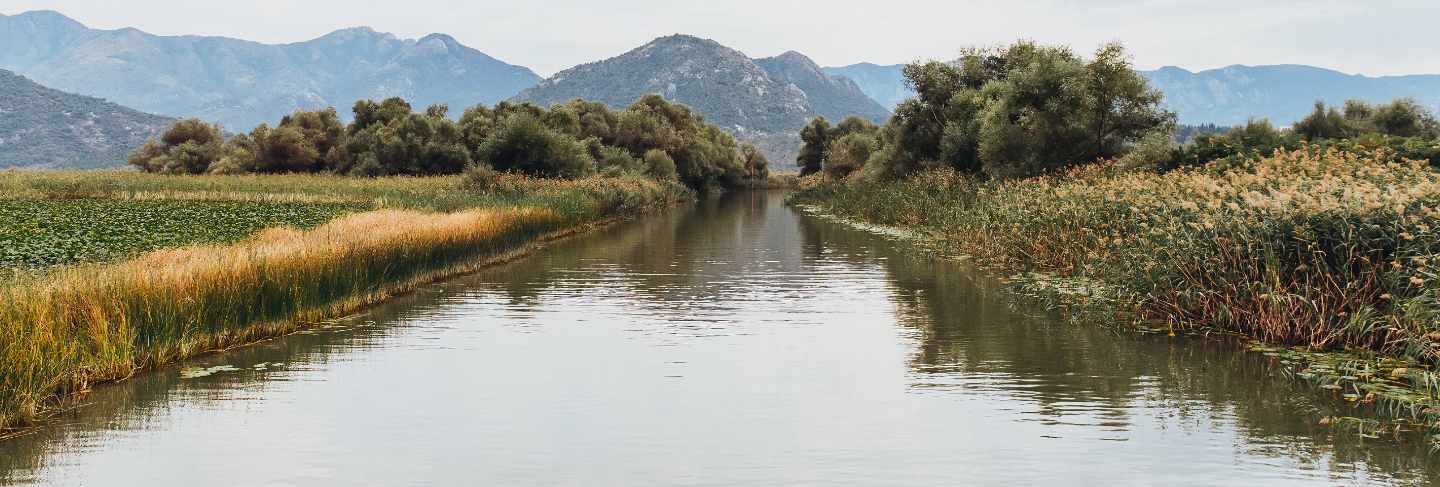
<box><xmin>0</xmin><ymin>69</ymin><xmax>173</xmax><ymax>169</ymax></box>
<box><xmin>513</xmin><ymin>35</ymin><xmax>889</xmax><ymax>165</ymax></box>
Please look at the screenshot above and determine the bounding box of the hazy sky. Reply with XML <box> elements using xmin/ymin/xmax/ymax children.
<box><xmin>6</xmin><ymin>0</ymin><xmax>1437</xmax><ymax>77</ymax></box>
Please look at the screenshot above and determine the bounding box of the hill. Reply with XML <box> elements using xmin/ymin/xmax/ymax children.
<box><xmin>0</xmin><ymin>10</ymin><xmax>541</xmax><ymax>130</ymax></box>
<box><xmin>821</xmin><ymin>63</ymin><xmax>911</xmax><ymax>110</ymax></box>
<box><xmin>1143</xmin><ymin>65</ymin><xmax>1440</xmax><ymax>126</ymax></box>
<box><xmin>0</xmin><ymin>69</ymin><xmax>172</xmax><ymax>169</ymax></box>
<box><xmin>513</xmin><ymin>35</ymin><xmax>889</xmax><ymax>165</ymax></box>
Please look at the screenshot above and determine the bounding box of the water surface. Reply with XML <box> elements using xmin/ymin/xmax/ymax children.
<box><xmin>2</xmin><ymin>191</ymin><xmax>1435</xmax><ymax>485</ymax></box>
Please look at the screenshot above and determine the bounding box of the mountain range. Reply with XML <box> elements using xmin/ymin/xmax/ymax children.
<box><xmin>0</xmin><ymin>68</ymin><xmax>173</xmax><ymax>169</ymax></box>
<box><xmin>7</xmin><ymin>9</ymin><xmax>1440</xmax><ymax>170</ymax></box>
<box><xmin>0</xmin><ymin>10</ymin><xmax>540</xmax><ymax>130</ymax></box>
<box><xmin>513</xmin><ymin>35</ymin><xmax>888</xmax><ymax>163</ymax></box>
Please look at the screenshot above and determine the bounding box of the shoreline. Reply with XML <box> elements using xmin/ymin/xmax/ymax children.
<box><xmin>0</xmin><ymin>195</ymin><xmax>685</xmax><ymax>434</ymax></box>
<box><xmin>789</xmin><ymin>201</ymin><xmax>1440</xmax><ymax>442</ymax></box>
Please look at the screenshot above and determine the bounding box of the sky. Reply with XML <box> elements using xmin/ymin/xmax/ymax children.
<box><xmin>5</xmin><ymin>0</ymin><xmax>1438</xmax><ymax>77</ymax></box>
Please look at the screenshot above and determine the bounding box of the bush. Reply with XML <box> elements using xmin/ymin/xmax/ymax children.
<box><xmin>478</xmin><ymin>114</ymin><xmax>594</xmax><ymax>178</ymax></box>
<box><xmin>128</xmin><ymin>119</ymin><xmax>225</xmax><ymax>174</ymax></box>
<box><xmin>129</xmin><ymin>95</ymin><xmax>757</xmax><ymax>191</ymax></box>
<box><xmin>643</xmin><ymin>149</ymin><xmax>678</xmax><ymax>181</ymax></box>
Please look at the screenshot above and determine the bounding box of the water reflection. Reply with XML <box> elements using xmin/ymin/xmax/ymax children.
<box><xmin>1</xmin><ymin>191</ymin><xmax>1435</xmax><ymax>486</ymax></box>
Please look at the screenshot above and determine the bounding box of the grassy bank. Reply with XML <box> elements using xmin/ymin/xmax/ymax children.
<box><xmin>792</xmin><ymin>149</ymin><xmax>1440</xmax><ymax>420</ymax></box>
<box><xmin>1</xmin><ymin>171</ymin><xmax>689</xmax><ymax>429</ymax></box>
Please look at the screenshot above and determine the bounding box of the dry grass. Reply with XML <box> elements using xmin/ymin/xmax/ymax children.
<box><xmin>0</xmin><ymin>171</ymin><xmax>690</xmax><ymax>429</ymax></box>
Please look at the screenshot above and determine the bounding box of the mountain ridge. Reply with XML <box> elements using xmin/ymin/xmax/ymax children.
<box><xmin>0</xmin><ymin>10</ymin><xmax>542</xmax><ymax>130</ymax></box>
<box><xmin>0</xmin><ymin>68</ymin><xmax>174</xmax><ymax>169</ymax></box>
<box><xmin>513</xmin><ymin>34</ymin><xmax>889</xmax><ymax>165</ymax></box>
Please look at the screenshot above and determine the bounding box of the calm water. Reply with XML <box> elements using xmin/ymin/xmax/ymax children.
<box><xmin>2</xmin><ymin>191</ymin><xmax>1436</xmax><ymax>486</ymax></box>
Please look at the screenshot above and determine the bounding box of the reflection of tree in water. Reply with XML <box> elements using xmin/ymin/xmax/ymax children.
<box><xmin>471</xmin><ymin>191</ymin><xmax>810</xmax><ymax>309</ymax></box>
<box><xmin>796</xmin><ymin>211</ymin><xmax>1437</xmax><ymax>483</ymax></box>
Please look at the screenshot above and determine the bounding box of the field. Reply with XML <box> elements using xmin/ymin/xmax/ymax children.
<box><xmin>0</xmin><ymin>199</ymin><xmax>361</xmax><ymax>271</ymax></box>
<box><xmin>0</xmin><ymin>170</ymin><xmax>690</xmax><ymax>429</ymax></box>
<box><xmin>793</xmin><ymin>148</ymin><xmax>1440</xmax><ymax>418</ymax></box>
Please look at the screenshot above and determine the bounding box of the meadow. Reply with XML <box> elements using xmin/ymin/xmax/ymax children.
<box><xmin>793</xmin><ymin>148</ymin><xmax>1440</xmax><ymax>416</ymax></box>
<box><xmin>0</xmin><ymin>170</ymin><xmax>689</xmax><ymax>429</ymax></box>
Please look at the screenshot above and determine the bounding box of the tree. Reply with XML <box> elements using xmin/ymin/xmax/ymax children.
<box><xmin>1293</xmin><ymin>102</ymin><xmax>1352</xmax><ymax>141</ymax></box>
<box><xmin>797</xmin><ymin>117</ymin><xmax>831</xmax><ymax>176</ymax></box>
<box><xmin>854</xmin><ymin>41</ymin><xmax>1173</xmax><ymax>180</ymax></box>
<box><xmin>643</xmin><ymin>149</ymin><xmax>677</xmax><ymax>181</ymax></box>
<box><xmin>741</xmin><ymin>144</ymin><xmax>770</xmax><ymax>180</ymax></box>
<box><xmin>128</xmin><ymin>118</ymin><xmax>225</xmax><ymax>174</ymax></box>
<box><xmin>824</xmin><ymin>132</ymin><xmax>876</xmax><ymax>179</ymax></box>
<box><xmin>478</xmin><ymin>113</ymin><xmax>594</xmax><ymax>178</ymax></box>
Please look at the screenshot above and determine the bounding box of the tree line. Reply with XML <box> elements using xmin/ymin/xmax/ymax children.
<box><xmin>130</xmin><ymin>95</ymin><xmax>769</xmax><ymax>190</ymax></box>
<box><xmin>1152</xmin><ymin>99</ymin><xmax>1440</xmax><ymax>170</ymax></box>
<box><xmin>797</xmin><ymin>40</ymin><xmax>1440</xmax><ymax>180</ymax></box>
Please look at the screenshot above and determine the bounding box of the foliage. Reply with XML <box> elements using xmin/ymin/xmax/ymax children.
<box><xmin>0</xmin><ymin>199</ymin><xmax>359</xmax><ymax>271</ymax></box>
<box><xmin>795</xmin><ymin>149</ymin><xmax>1440</xmax><ymax>367</ymax></box>
<box><xmin>130</xmin><ymin>95</ymin><xmax>763</xmax><ymax>190</ymax></box>
<box><xmin>799</xmin><ymin>41</ymin><xmax>1172</xmax><ymax>180</ymax></box>
<box><xmin>0</xmin><ymin>170</ymin><xmax>690</xmax><ymax>428</ymax></box>
<box><xmin>1162</xmin><ymin>100</ymin><xmax>1440</xmax><ymax>171</ymax></box>
<box><xmin>478</xmin><ymin>114</ymin><xmax>595</xmax><ymax>178</ymax></box>
<box><xmin>126</xmin><ymin>119</ymin><xmax>226</xmax><ymax>174</ymax></box>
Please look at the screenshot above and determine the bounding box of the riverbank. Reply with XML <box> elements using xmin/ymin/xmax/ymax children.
<box><xmin>0</xmin><ymin>171</ymin><xmax>690</xmax><ymax>430</ymax></box>
<box><xmin>790</xmin><ymin>148</ymin><xmax>1440</xmax><ymax>433</ymax></box>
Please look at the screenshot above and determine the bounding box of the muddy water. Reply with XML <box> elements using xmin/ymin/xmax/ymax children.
<box><xmin>1</xmin><ymin>191</ymin><xmax>1434</xmax><ymax>486</ymax></box>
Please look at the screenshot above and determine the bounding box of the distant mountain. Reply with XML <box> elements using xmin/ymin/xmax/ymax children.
<box><xmin>822</xmin><ymin>63</ymin><xmax>912</xmax><ymax>110</ymax></box>
<box><xmin>513</xmin><ymin>35</ymin><xmax>889</xmax><ymax>165</ymax></box>
<box><xmin>0</xmin><ymin>69</ymin><xmax>173</xmax><ymax>169</ymax></box>
<box><xmin>821</xmin><ymin>61</ymin><xmax>1440</xmax><ymax>127</ymax></box>
<box><xmin>0</xmin><ymin>10</ymin><xmax>541</xmax><ymax>130</ymax></box>
<box><xmin>1142</xmin><ymin>65</ymin><xmax>1440</xmax><ymax>126</ymax></box>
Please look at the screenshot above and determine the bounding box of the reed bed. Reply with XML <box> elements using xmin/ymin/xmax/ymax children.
<box><xmin>794</xmin><ymin>148</ymin><xmax>1440</xmax><ymax>364</ymax></box>
<box><xmin>0</xmin><ymin>172</ymin><xmax>689</xmax><ymax>429</ymax></box>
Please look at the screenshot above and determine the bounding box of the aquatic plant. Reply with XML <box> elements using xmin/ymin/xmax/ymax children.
<box><xmin>795</xmin><ymin>148</ymin><xmax>1440</xmax><ymax>363</ymax></box>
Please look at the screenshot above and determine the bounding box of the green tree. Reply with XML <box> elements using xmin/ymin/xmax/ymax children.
<box><xmin>796</xmin><ymin>117</ymin><xmax>832</xmax><ymax>176</ymax></box>
<box><xmin>478</xmin><ymin>113</ymin><xmax>594</xmax><ymax>178</ymax></box>
<box><xmin>128</xmin><ymin>118</ymin><xmax>225</xmax><ymax>174</ymax></box>
<box><xmin>1293</xmin><ymin>101</ymin><xmax>1352</xmax><ymax>141</ymax></box>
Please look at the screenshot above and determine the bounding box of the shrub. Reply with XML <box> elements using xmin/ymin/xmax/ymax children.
<box><xmin>643</xmin><ymin>149</ymin><xmax>678</xmax><ymax>181</ymax></box>
<box><xmin>478</xmin><ymin>114</ymin><xmax>594</xmax><ymax>178</ymax></box>
<box><xmin>128</xmin><ymin>119</ymin><xmax>225</xmax><ymax>174</ymax></box>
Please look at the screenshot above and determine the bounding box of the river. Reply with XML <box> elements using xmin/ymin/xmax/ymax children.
<box><xmin>1</xmin><ymin>191</ymin><xmax>1435</xmax><ymax>486</ymax></box>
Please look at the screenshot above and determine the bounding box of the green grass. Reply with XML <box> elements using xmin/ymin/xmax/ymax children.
<box><xmin>0</xmin><ymin>199</ymin><xmax>362</xmax><ymax>271</ymax></box>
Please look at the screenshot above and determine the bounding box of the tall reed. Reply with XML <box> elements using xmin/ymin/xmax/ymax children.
<box><xmin>0</xmin><ymin>174</ymin><xmax>690</xmax><ymax>428</ymax></box>
<box><xmin>794</xmin><ymin>149</ymin><xmax>1440</xmax><ymax>364</ymax></box>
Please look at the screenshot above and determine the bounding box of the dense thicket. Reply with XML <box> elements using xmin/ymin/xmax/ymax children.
<box><xmin>131</xmin><ymin>95</ymin><xmax>767</xmax><ymax>190</ymax></box>
<box><xmin>1152</xmin><ymin>98</ymin><xmax>1440</xmax><ymax>170</ymax></box>
<box><xmin>798</xmin><ymin>41</ymin><xmax>1174</xmax><ymax>180</ymax></box>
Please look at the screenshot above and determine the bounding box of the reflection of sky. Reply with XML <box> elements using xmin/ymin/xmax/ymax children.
<box><xmin>1</xmin><ymin>192</ymin><xmax>1433</xmax><ymax>486</ymax></box>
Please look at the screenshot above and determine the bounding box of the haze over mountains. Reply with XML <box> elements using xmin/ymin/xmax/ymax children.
<box><xmin>826</xmin><ymin>63</ymin><xmax>1440</xmax><ymax>127</ymax></box>
<box><xmin>0</xmin><ymin>10</ymin><xmax>540</xmax><ymax>130</ymax></box>
<box><xmin>0</xmin><ymin>68</ymin><xmax>172</xmax><ymax>169</ymax></box>
<box><xmin>6</xmin><ymin>8</ymin><xmax>1440</xmax><ymax>170</ymax></box>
